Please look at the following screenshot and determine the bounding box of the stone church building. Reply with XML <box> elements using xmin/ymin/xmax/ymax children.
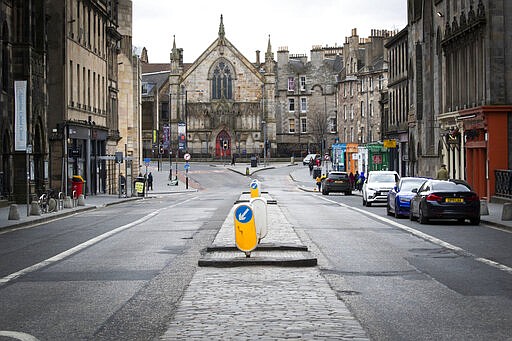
<box><xmin>142</xmin><ymin>15</ymin><xmax>276</xmax><ymax>160</ymax></box>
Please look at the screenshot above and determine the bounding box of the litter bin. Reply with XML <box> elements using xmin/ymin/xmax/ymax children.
<box><xmin>134</xmin><ymin>176</ymin><xmax>146</xmax><ymax>197</ymax></box>
<box><xmin>71</xmin><ymin>175</ymin><xmax>85</xmax><ymax>198</ymax></box>
<box><xmin>250</xmin><ymin>156</ymin><xmax>258</xmax><ymax>167</ymax></box>
<box><xmin>312</xmin><ymin>167</ymin><xmax>322</xmax><ymax>179</ymax></box>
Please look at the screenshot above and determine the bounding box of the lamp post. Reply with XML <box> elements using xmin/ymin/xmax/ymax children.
<box><xmin>168</xmin><ymin>91</ymin><xmax>172</xmax><ymax>180</ymax></box>
<box><xmin>262</xmin><ymin>120</ymin><xmax>267</xmax><ymax>166</ymax></box>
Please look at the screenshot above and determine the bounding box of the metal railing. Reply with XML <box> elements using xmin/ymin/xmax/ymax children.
<box><xmin>495</xmin><ymin>169</ymin><xmax>512</xmax><ymax>198</ymax></box>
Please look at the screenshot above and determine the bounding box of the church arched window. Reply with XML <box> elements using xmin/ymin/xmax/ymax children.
<box><xmin>211</xmin><ymin>61</ymin><xmax>233</xmax><ymax>100</ymax></box>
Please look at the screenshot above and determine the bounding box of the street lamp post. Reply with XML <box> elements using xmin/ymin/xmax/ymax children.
<box><xmin>262</xmin><ymin>120</ymin><xmax>267</xmax><ymax>167</ymax></box>
<box><xmin>168</xmin><ymin>91</ymin><xmax>172</xmax><ymax>181</ymax></box>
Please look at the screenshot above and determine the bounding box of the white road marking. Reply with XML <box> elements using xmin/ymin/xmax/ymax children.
<box><xmin>317</xmin><ymin>196</ymin><xmax>512</xmax><ymax>275</ymax></box>
<box><xmin>0</xmin><ymin>197</ymin><xmax>198</xmax><ymax>287</ymax></box>
<box><xmin>0</xmin><ymin>331</ymin><xmax>39</xmax><ymax>341</ymax></box>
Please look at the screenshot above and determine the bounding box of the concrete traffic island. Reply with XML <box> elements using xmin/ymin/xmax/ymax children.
<box><xmin>198</xmin><ymin>191</ymin><xmax>318</xmax><ymax>267</ymax></box>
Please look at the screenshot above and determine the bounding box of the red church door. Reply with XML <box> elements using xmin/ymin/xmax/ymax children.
<box><xmin>215</xmin><ymin>130</ymin><xmax>231</xmax><ymax>157</ymax></box>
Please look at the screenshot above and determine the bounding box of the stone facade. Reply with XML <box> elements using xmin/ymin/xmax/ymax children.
<box><xmin>0</xmin><ymin>1</ymin><xmax>48</xmax><ymax>203</ymax></box>
<box><xmin>46</xmin><ymin>0</ymin><xmax>135</xmax><ymax>196</ymax></box>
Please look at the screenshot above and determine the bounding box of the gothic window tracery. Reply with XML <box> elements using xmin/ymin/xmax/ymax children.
<box><xmin>211</xmin><ymin>60</ymin><xmax>233</xmax><ymax>100</ymax></box>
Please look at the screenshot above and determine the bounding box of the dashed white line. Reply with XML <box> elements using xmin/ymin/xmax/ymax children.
<box><xmin>317</xmin><ymin>195</ymin><xmax>512</xmax><ymax>275</ymax></box>
<box><xmin>0</xmin><ymin>197</ymin><xmax>198</xmax><ymax>287</ymax></box>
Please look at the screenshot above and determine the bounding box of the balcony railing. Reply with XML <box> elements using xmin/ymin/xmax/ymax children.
<box><xmin>495</xmin><ymin>170</ymin><xmax>512</xmax><ymax>198</ymax></box>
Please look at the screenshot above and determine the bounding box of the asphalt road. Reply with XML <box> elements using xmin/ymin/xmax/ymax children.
<box><xmin>1</xmin><ymin>164</ymin><xmax>511</xmax><ymax>340</ymax></box>
<box><xmin>264</xmin><ymin>166</ymin><xmax>512</xmax><ymax>341</ymax></box>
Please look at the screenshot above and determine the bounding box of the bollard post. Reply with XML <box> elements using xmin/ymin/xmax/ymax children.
<box><xmin>480</xmin><ymin>199</ymin><xmax>489</xmax><ymax>215</ymax></box>
<box><xmin>501</xmin><ymin>202</ymin><xmax>512</xmax><ymax>221</ymax></box>
<box><xmin>8</xmin><ymin>204</ymin><xmax>20</xmax><ymax>220</ymax></box>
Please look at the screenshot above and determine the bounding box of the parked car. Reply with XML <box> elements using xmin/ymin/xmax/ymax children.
<box><xmin>322</xmin><ymin>171</ymin><xmax>352</xmax><ymax>195</ymax></box>
<box><xmin>387</xmin><ymin>177</ymin><xmax>427</xmax><ymax>218</ymax></box>
<box><xmin>362</xmin><ymin>171</ymin><xmax>400</xmax><ymax>207</ymax></box>
<box><xmin>409</xmin><ymin>179</ymin><xmax>480</xmax><ymax>225</ymax></box>
<box><xmin>303</xmin><ymin>153</ymin><xmax>320</xmax><ymax>165</ymax></box>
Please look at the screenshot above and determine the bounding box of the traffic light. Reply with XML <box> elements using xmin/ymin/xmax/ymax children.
<box><xmin>159</xmin><ymin>145</ymin><xmax>164</xmax><ymax>154</ymax></box>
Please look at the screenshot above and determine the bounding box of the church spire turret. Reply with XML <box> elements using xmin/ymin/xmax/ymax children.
<box><xmin>218</xmin><ymin>14</ymin><xmax>225</xmax><ymax>45</ymax></box>
<box><xmin>264</xmin><ymin>35</ymin><xmax>274</xmax><ymax>74</ymax></box>
<box><xmin>170</xmin><ymin>35</ymin><xmax>180</xmax><ymax>72</ymax></box>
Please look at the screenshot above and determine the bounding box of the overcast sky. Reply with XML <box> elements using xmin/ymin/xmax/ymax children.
<box><xmin>132</xmin><ymin>0</ymin><xmax>408</xmax><ymax>64</ymax></box>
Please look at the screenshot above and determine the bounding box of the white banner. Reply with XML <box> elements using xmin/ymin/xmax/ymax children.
<box><xmin>14</xmin><ymin>80</ymin><xmax>27</xmax><ymax>151</ymax></box>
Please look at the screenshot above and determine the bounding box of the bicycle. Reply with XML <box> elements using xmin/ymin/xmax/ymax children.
<box><xmin>38</xmin><ymin>189</ymin><xmax>58</xmax><ymax>213</ymax></box>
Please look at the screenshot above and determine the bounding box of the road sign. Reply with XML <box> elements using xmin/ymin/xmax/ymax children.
<box><xmin>184</xmin><ymin>153</ymin><xmax>191</xmax><ymax>161</ymax></box>
<box><xmin>233</xmin><ymin>204</ymin><xmax>257</xmax><ymax>253</ymax></box>
<box><xmin>184</xmin><ymin>162</ymin><xmax>190</xmax><ymax>170</ymax></box>
<box><xmin>143</xmin><ymin>157</ymin><xmax>151</xmax><ymax>166</ymax></box>
<box><xmin>250</xmin><ymin>180</ymin><xmax>260</xmax><ymax>198</ymax></box>
<box><xmin>250</xmin><ymin>197</ymin><xmax>268</xmax><ymax>240</ymax></box>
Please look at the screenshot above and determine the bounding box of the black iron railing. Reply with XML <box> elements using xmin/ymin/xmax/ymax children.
<box><xmin>495</xmin><ymin>169</ymin><xmax>512</xmax><ymax>198</ymax></box>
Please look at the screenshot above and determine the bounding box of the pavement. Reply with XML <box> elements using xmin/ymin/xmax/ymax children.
<box><xmin>1</xmin><ymin>160</ymin><xmax>510</xmax><ymax>339</ymax></box>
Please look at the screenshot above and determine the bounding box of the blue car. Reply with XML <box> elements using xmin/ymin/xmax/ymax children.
<box><xmin>387</xmin><ymin>177</ymin><xmax>427</xmax><ymax>218</ymax></box>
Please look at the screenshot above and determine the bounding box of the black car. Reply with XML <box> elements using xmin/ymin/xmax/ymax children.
<box><xmin>322</xmin><ymin>171</ymin><xmax>352</xmax><ymax>195</ymax></box>
<box><xmin>409</xmin><ymin>179</ymin><xmax>480</xmax><ymax>225</ymax></box>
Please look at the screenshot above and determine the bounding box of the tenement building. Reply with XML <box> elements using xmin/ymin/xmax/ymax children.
<box><xmin>46</xmin><ymin>0</ymin><xmax>138</xmax><ymax>196</ymax></box>
<box><xmin>408</xmin><ymin>0</ymin><xmax>512</xmax><ymax>199</ymax></box>
<box><xmin>0</xmin><ymin>1</ymin><xmax>47</xmax><ymax>203</ymax></box>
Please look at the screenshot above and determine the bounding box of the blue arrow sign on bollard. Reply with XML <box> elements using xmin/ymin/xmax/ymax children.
<box><xmin>235</xmin><ymin>205</ymin><xmax>253</xmax><ymax>223</ymax></box>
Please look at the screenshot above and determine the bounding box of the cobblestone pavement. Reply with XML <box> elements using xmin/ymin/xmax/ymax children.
<box><xmin>160</xmin><ymin>192</ymin><xmax>370</xmax><ymax>340</ymax></box>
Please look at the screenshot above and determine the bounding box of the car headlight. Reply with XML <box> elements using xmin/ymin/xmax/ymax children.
<box><xmin>399</xmin><ymin>197</ymin><xmax>411</xmax><ymax>203</ymax></box>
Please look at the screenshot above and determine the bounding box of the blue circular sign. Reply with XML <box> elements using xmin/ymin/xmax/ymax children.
<box><xmin>250</xmin><ymin>182</ymin><xmax>258</xmax><ymax>189</ymax></box>
<box><xmin>235</xmin><ymin>205</ymin><xmax>253</xmax><ymax>223</ymax></box>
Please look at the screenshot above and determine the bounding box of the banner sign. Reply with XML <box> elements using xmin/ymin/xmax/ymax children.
<box><xmin>163</xmin><ymin>124</ymin><xmax>170</xmax><ymax>149</ymax></box>
<box><xmin>178</xmin><ymin>122</ymin><xmax>186</xmax><ymax>150</ymax></box>
<box><xmin>15</xmin><ymin>80</ymin><xmax>27</xmax><ymax>151</ymax></box>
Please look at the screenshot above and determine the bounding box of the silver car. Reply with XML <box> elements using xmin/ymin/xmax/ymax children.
<box><xmin>362</xmin><ymin>171</ymin><xmax>400</xmax><ymax>207</ymax></box>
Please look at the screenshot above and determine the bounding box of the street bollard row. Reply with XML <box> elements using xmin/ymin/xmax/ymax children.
<box><xmin>233</xmin><ymin>180</ymin><xmax>268</xmax><ymax>257</ymax></box>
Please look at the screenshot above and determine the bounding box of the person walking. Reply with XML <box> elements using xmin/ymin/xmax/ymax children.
<box><xmin>147</xmin><ymin>172</ymin><xmax>153</xmax><ymax>190</ymax></box>
<box><xmin>315</xmin><ymin>174</ymin><xmax>322</xmax><ymax>192</ymax></box>
<box><xmin>308</xmin><ymin>158</ymin><xmax>314</xmax><ymax>175</ymax></box>
<box><xmin>436</xmin><ymin>164</ymin><xmax>449</xmax><ymax>180</ymax></box>
<box><xmin>357</xmin><ymin>171</ymin><xmax>365</xmax><ymax>191</ymax></box>
<box><xmin>349</xmin><ymin>172</ymin><xmax>355</xmax><ymax>190</ymax></box>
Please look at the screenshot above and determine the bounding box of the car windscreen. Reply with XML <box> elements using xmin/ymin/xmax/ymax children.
<box><xmin>400</xmin><ymin>179</ymin><xmax>425</xmax><ymax>191</ymax></box>
<box><xmin>329</xmin><ymin>173</ymin><xmax>348</xmax><ymax>180</ymax></box>
<box><xmin>432</xmin><ymin>182</ymin><xmax>470</xmax><ymax>191</ymax></box>
<box><xmin>371</xmin><ymin>174</ymin><xmax>396</xmax><ymax>182</ymax></box>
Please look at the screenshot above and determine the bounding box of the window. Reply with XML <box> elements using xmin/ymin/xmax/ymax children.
<box><xmin>288</xmin><ymin>77</ymin><xmax>295</xmax><ymax>91</ymax></box>
<box><xmin>212</xmin><ymin>60</ymin><xmax>233</xmax><ymax>99</ymax></box>
<box><xmin>300</xmin><ymin>97</ymin><xmax>307</xmax><ymax>112</ymax></box>
<box><xmin>329</xmin><ymin>117</ymin><xmax>337</xmax><ymax>133</ymax></box>
<box><xmin>350</xmin><ymin>82</ymin><xmax>353</xmax><ymax>96</ymax></box>
<box><xmin>378</xmin><ymin>75</ymin><xmax>384</xmax><ymax>90</ymax></box>
<box><xmin>361</xmin><ymin>101</ymin><xmax>365</xmax><ymax>117</ymax></box>
<box><xmin>370</xmin><ymin>101</ymin><xmax>373</xmax><ymax>116</ymax></box>
<box><xmin>344</xmin><ymin>127</ymin><xmax>347</xmax><ymax>142</ymax></box>
<box><xmin>300</xmin><ymin>117</ymin><xmax>307</xmax><ymax>133</ymax></box>
<box><xmin>343</xmin><ymin>83</ymin><xmax>346</xmax><ymax>97</ymax></box>
<box><xmin>289</xmin><ymin>118</ymin><xmax>295</xmax><ymax>133</ymax></box>
<box><xmin>369</xmin><ymin>77</ymin><xmax>373</xmax><ymax>91</ymax></box>
<box><xmin>161</xmin><ymin>102</ymin><xmax>169</xmax><ymax>120</ymax></box>
<box><xmin>350</xmin><ymin>127</ymin><xmax>354</xmax><ymax>142</ymax></box>
<box><xmin>288</xmin><ymin>98</ymin><xmax>295</xmax><ymax>112</ymax></box>
<box><xmin>300</xmin><ymin>76</ymin><xmax>306</xmax><ymax>91</ymax></box>
<box><xmin>343</xmin><ymin>105</ymin><xmax>347</xmax><ymax>120</ymax></box>
<box><xmin>350</xmin><ymin>104</ymin><xmax>354</xmax><ymax>119</ymax></box>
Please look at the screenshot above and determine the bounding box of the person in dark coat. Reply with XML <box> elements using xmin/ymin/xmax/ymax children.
<box><xmin>147</xmin><ymin>172</ymin><xmax>153</xmax><ymax>190</ymax></box>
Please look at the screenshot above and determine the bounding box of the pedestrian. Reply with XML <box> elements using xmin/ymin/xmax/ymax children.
<box><xmin>308</xmin><ymin>158</ymin><xmax>314</xmax><ymax>175</ymax></box>
<box><xmin>349</xmin><ymin>172</ymin><xmax>355</xmax><ymax>189</ymax></box>
<box><xmin>120</xmin><ymin>173</ymin><xmax>126</xmax><ymax>196</ymax></box>
<box><xmin>436</xmin><ymin>164</ymin><xmax>449</xmax><ymax>180</ymax></box>
<box><xmin>147</xmin><ymin>172</ymin><xmax>153</xmax><ymax>190</ymax></box>
<box><xmin>315</xmin><ymin>174</ymin><xmax>322</xmax><ymax>191</ymax></box>
<box><xmin>357</xmin><ymin>171</ymin><xmax>365</xmax><ymax>191</ymax></box>
<box><xmin>231</xmin><ymin>154</ymin><xmax>236</xmax><ymax>166</ymax></box>
<box><xmin>315</xmin><ymin>157</ymin><xmax>321</xmax><ymax>167</ymax></box>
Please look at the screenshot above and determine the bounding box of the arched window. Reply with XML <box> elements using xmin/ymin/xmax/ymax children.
<box><xmin>211</xmin><ymin>60</ymin><xmax>233</xmax><ymax>100</ymax></box>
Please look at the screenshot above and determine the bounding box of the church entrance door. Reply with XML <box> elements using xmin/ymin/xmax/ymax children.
<box><xmin>215</xmin><ymin>130</ymin><xmax>231</xmax><ymax>157</ymax></box>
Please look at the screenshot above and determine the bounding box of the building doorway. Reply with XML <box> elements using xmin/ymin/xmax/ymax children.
<box><xmin>215</xmin><ymin>130</ymin><xmax>231</xmax><ymax>158</ymax></box>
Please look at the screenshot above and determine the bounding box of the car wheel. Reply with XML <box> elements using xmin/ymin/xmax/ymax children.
<box><xmin>394</xmin><ymin>200</ymin><xmax>401</xmax><ymax>218</ymax></box>
<box><xmin>457</xmin><ymin>218</ymin><xmax>465</xmax><ymax>224</ymax></box>
<box><xmin>418</xmin><ymin>206</ymin><xmax>428</xmax><ymax>224</ymax></box>
<box><xmin>345</xmin><ymin>191</ymin><xmax>351</xmax><ymax>196</ymax></box>
<box><xmin>366</xmin><ymin>200</ymin><xmax>372</xmax><ymax>207</ymax></box>
<box><xmin>386</xmin><ymin>202</ymin><xmax>393</xmax><ymax>216</ymax></box>
<box><xmin>322</xmin><ymin>190</ymin><xmax>328</xmax><ymax>195</ymax></box>
<box><xmin>362</xmin><ymin>197</ymin><xmax>366</xmax><ymax>206</ymax></box>
<box><xmin>469</xmin><ymin>217</ymin><xmax>480</xmax><ymax>225</ymax></box>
